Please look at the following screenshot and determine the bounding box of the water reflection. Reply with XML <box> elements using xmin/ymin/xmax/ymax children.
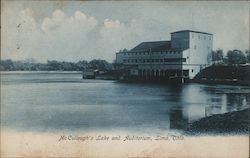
<box><xmin>226</xmin><ymin>93</ymin><xmax>248</xmax><ymax>111</ymax></box>
<box><xmin>1</xmin><ymin>72</ymin><xmax>249</xmax><ymax>133</ymax></box>
<box><xmin>169</xmin><ymin>107</ymin><xmax>188</xmax><ymax>130</ymax></box>
<box><xmin>169</xmin><ymin>85</ymin><xmax>249</xmax><ymax>131</ymax></box>
<box><xmin>205</xmin><ymin>105</ymin><xmax>222</xmax><ymax>117</ymax></box>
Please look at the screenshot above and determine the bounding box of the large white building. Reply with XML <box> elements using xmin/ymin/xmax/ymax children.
<box><xmin>115</xmin><ymin>30</ymin><xmax>213</xmax><ymax>82</ymax></box>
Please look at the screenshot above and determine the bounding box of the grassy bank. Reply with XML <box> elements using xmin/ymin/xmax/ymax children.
<box><xmin>193</xmin><ymin>65</ymin><xmax>250</xmax><ymax>86</ymax></box>
<box><xmin>187</xmin><ymin>108</ymin><xmax>249</xmax><ymax>135</ymax></box>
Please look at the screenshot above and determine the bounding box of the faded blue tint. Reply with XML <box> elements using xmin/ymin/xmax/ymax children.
<box><xmin>1</xmin><ymin>72</ymin><xmax>249</xmax><ymax>134</ymax></box>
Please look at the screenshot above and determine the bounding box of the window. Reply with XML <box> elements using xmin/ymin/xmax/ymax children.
<box><xmin>192</xmin><ymin>69</ymin><xmax>194</xmax><ymax>72</ymax></box>
<box><xmin>160</xmin><ymin>59</ymin><xmax>163</xmax><ymax>62</ymax></box>
<box><xmin>194</xmin><ymin>45</ymin><xmax>197</xmax><ymax>50</ymax></box>
<box><xmin>164</xmin><ymin>58</ymin><xmax>186</xmax><ymax>62</ymax></box>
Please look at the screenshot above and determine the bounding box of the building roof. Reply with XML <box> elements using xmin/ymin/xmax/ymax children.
<box><xmin>171</xmin><ymin>30</ymin><xmax>213</xmax><ymax>35</ymax></box>
<box><xmin>130</xmin><ymin>41</ymin><xmax>182</xmax><ymax>52</ymax></box>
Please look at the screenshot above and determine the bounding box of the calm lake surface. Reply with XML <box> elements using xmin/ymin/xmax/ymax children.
<box><xmin>1</xmin><ymin>72</ymin><xmax>249</xmax><ymax>134</ymax></box>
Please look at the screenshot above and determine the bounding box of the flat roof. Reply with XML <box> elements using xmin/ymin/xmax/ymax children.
<box><xmin>171</xmin><ymin>30</ymin><xmax>213</xmax><ymax>35</ymax></box>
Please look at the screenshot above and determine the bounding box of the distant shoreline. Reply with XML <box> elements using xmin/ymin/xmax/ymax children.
<box><xmin>0</xmin><ymin>71</ymin><xmax>82</xmax><ymax>74</ymax></box>
<box><xmin>1</xmin><ymin>65</ymin><xmax>250</xmax><ymax>86</ymax></box>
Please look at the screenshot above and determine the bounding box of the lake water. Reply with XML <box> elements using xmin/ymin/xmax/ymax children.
<box><xmin>1</xmin><ymin>72</ymin><xmax>249</xmax><ymax>134</ymax></box>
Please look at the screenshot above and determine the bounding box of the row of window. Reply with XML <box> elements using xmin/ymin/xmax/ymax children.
<box><xmin>191</xmin><ymin>33</ymin><xmax>212</xmax><ymax>40</ymax></box>
<box><xmin>122</xmin><ymin>51</ymin><xmax>181</xmax><ymax>56</ymax></box>
<box><xmin>193</xmin><ymin>45</ymin><xmax>211</xmax><ymax>50</ymax></box>
<box><xmin>123</xmin><ymin>58</ymin><xmax>186</xmax><ymax>63</ymax></box>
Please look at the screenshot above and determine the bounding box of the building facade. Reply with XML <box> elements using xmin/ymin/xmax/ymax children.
<box><xmin>115</xmin><ymin>30</ymin><xmax>213</xmax><ymax>82</ymax></box>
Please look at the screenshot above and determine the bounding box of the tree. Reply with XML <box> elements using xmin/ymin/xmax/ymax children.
<box><xmin>76</xmin><ymin>60</ymin><xmax>88</xmax><ymax>71</ymax></box>
<box><xmin>245</xmin><ymin>50</ymin><xmax>250</xmax><ymax>63</ymax></box>
<box><xmin>0</xmin><ymin>59</ymin><xmax>14</xmax><ymax>70</ymax></box>
<box><xmin>226</xmin><ymin>49</ymin><xmax>247</xmax><ymax>65</ymax></box>
<box><xmin>47</xmin><ymin>60</ymin><xmax>62</xmax><ymax>70</ymax></box>
<box><xmin>0</xmin><ymin>59</ymin><xmax>113</xmax><ymax>71</ymax></box>
<box><xmin>119</xmin><ymin>48</ymin><xmax>128</xmax><ymax>53</ymax></box>
<box><xmin>88</xmin><ymin>59</ymin><xmax>112</xmax><ymax>70</ymax></box>
<box><xmin>212</xmin><ymin>49</ymin><xmax>224</xmax><ymax>63</ymax></box>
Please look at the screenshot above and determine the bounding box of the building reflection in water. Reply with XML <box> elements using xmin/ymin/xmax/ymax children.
<box><xmin>169</xmin><ymin>85</ymin><xmax>249</xmax><ymax>131</ymax></box>
<box><xmin>205</xmin><ymin>105</ymin><xmax>222</xmax><ymax>117</ymax></box>
<box><xmin>169</xmin><ymin>106</ymin><xmax>189</xmax><ymax>130</ymax></box>
<box><xmin>226</xmin><ymin>93</ymin><xmax>249</xmax><ymax>112</ymax></box>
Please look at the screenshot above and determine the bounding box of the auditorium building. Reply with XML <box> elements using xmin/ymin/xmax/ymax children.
<box><xmin>115</xmin><ymin>30</ymin><xmax>213</xmax><ymax>82</ymax></box>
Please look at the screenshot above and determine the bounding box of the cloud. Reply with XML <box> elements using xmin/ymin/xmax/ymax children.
<box><xmin>41</xmin><ymin>10</ymin><xmax>65</xmax><ymax>32</ymax></box>
<box><xmin>41</xmin><ymin>10</ymin><xmax>97</xmax><ymax>34</ymax></box>
<box><xmin>40</xmin><ymin>11</ymin><xmax>132</xmax><ymax>61</ymax></box>
<box><xmin>103</xmin><ymin>19</ymin><xmax>123</xmax><ymax>29</ymax></box>
<box><xmin>19</xmin><ymin>8</ymin><xmax>37</xmax><ymax>32</ymax></box>
<box><xmin>1</xmin><ymin>2</ymin><xmax>249</xmax><ymax>62</ymax></box>
<box><xmin>1</xmin><ymin>8</ymin><xmax>41</xmax><ymax>60</ymax></box>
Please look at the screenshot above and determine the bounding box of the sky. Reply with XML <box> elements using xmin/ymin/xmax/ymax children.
<box><xmin>1</xmin><ymin>1</ymin><xmax>249</xmax><ymax>62</ymax></box>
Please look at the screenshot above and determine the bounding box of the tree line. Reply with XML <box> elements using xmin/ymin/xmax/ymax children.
<box><xmin>0</xmin><ymin>59</ymin><xmax>113</xmax><ymax>71</ymax></box>
<box><xmin>1</xmin><ymin>49</ymin><xmax>249</xmax><ymax>71</ymax></box>
<box><xmin>211</xmin><ymin>49</ymin><xmax>250</xmax><ymax>65</ymax></box>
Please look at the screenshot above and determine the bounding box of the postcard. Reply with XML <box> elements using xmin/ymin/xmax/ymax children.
<box><xmin>1</xmin><ymin>0</ymin><xmax>249</xmax><ymax>157</ymax></box>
